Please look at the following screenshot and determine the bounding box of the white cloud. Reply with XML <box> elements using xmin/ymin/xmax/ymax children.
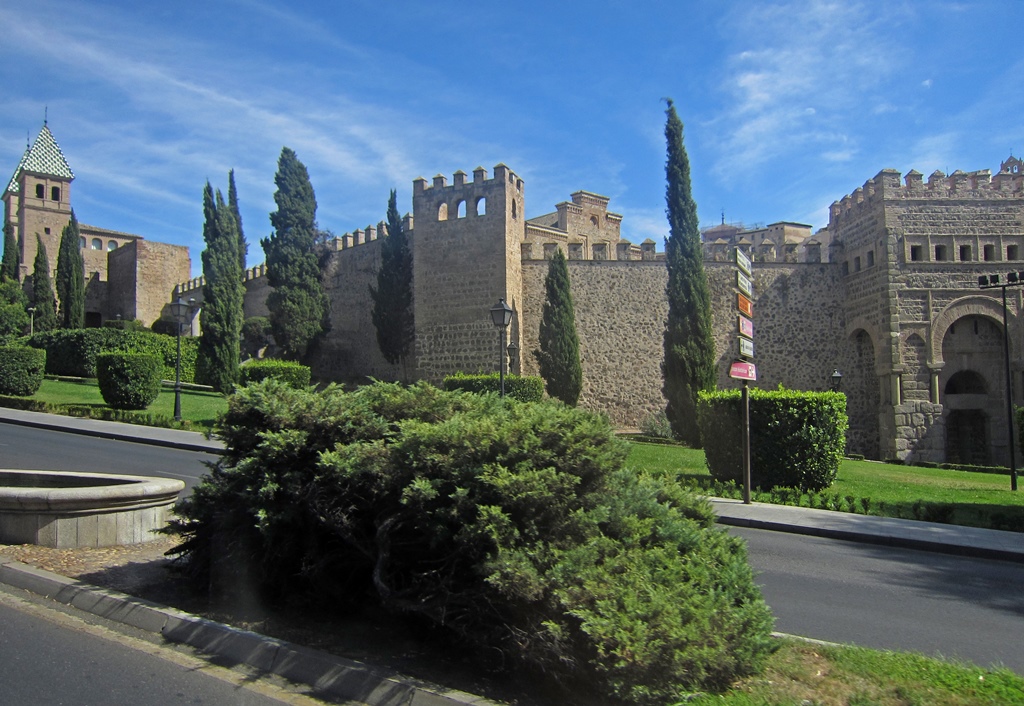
<box><xmin>922</xmin><ymin>79</ymin><xmax>934</xmax><ymax>88</ymax></box>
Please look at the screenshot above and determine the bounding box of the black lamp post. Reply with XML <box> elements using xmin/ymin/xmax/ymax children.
<box><xmin>830</xmin><ymin>369</ymin><xmax>843</xmax><ymax>392</ymax></box>
<box><xmin>489</xmin><ymin>298</ymin><xmax>514</xmax><ymax>398</ymax></box>
<box><xmin>507</xmin><ymin>340</ymin><xmax>519</xmax><ymax>375</ymax></box>
<box><xmin>27</xmin><ymin>306</ymin><xmax>35</xmax><ymax>336</ymax></box>
<box><xmin>979</xmin><ymin>273</ymin><xmax>1020</xmax><ymax>491</ymax></box>
<box><xmin>169</xmin><ymin>297</ymin><xmax>192</xmax><ymax>422</ymax></box>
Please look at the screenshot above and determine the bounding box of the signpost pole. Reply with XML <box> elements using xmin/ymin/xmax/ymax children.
<box><xmin>742</xmin><ymin>380</ymin><xmax>751</xmax><ymax>504</ymax></box>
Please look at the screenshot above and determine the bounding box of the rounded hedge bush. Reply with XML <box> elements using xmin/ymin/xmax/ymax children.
<box><xmin>96</xmin><ymin>352</ymin><xmax>162</xmax><ymax>410</ymax></box>
<box><xmin>442</xmin><ymin>371</ymin><xmax>545</xmax><ymax>402</ymax></box>
<box><xmin>0</xmin><ymin>345</ymin><xmax>46</xmax><ymax>396</ymax></box>
<box><xmin>238</xmin><ymin>359</ymin><xmax>310</xmax><ymax>388</ymax></box>
<box><xmin>28</xmin><ymin>327</ymin><xmax>197</xmax><ymax>382</ymax></box>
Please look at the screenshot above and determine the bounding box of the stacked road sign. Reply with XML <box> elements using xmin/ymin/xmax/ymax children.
<box><xmin>730</xmin><ymin>248</ymin><xmax>757</xmax><ymax>382</ymax></box>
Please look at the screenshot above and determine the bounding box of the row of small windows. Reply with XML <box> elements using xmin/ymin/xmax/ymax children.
<box><xmin>908</xmin><ymin>243</ymin><xmax>1019</xmax><ymax>262</ymax></box>
<box><xmin>34</xmin><ymin>184</ymin><xmax>61</xmax><ymax>201</ymax></box>
<box><xmin>78</xmin><ymin>237</ymin><xmax>119</xmax><ymax>251</ymax></box>
<box><xmin>437</xmin><ymin>197</ymin><xmax>487</xmax><ymax>221</ymax></box>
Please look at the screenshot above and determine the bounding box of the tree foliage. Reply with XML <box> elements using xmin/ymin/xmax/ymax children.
<box><xmin>228</xmin><ymin>168</ymin><xmax>247</xmax><ymax>273</ymax></box>
<box><xmin>196</xmin><ymin>181</ymin><xmax>245</xmax><ymax>392</ymax></box>
<box><xmin>169</xmin><ymin>380</ymin><xmax>774</xmax><ymax>704</ymax></box>
<box><xmin>260</xmin><ymin>147</ymin><xmax>328</xmax><ymax>360</ymax></box>
<box><xmin>535</xmin><ymin>248</ymin><xmax>583</xmax><ymax>405</ymax></box>
<box><xmin>0</xmin><ymin>279</ymin><xmax>29</xmax><ymax>340</ymax></box>
<box><xmin>31</xmin><ymin>235</ymin><xmax>58</xmax><ymax>333</ymax></box>
<box><xmin>662</xmin><ymin>99</ymin><xmax>716</xmax><ymax>446</ymax></box>
<box><xmin>55</xmin><ymin>211</ymin><xmax>85</xmax><ymax>329</ymax></box>
<box><xmin>370</xmin><ymin>189</ymin><xmax>414</xmax><ymax>369</ymax></box>
<box><xmin>1</xmin><ymin>221</ymin><xmax>18</xmax><ymax>282</ymax></box>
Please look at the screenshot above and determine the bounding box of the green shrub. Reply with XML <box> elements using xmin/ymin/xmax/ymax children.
<box><xmin>241</xmin><ymin>316</ymin><xmax>272</xmax><ymax>359</ymax></box>
<box><xmin>639</xmin><ymin>408</ymin><xmax>674</xmax><ymax>439</ymax></box>
<box><xmin>170</xmin><ymin>380</ymin><xmax>774</xmax><ymax>704</ymax></box>
<box><xmin>102</xmin><ymin>318</ymin><xmax>147</xmax><ymax>331</ymax></box>
<box><xmin>0</xmin><ymin>345</ymin><xmax>45</xmax><ymax>396</ymax></box>
<box><xmin>442</xmin><ymin>371</ymin><xmax>545</xmax><ymax>403</ymax></box>
<box><xmin>95</xmin><ymin>352</ymin><xmax>162</xmax><ymax>410</ymax></box>
<box><xmin>150</xmin><ymin>319</ymin><xmax>179</xmax><ymax>336</ymax></box>
<box><xmin>238</xmin><ymin>359</ymin><xmax>310</xmax><ymax>388</ymax></box>
<box><xmin>27</xmin><ymin>328</ymin><xmax>197</xmax><ymax>382</ymax></box>
<box><xmin>698</xmin><ymin>388</ymin><xmax>848</xmax><ymax>491</ymax></box>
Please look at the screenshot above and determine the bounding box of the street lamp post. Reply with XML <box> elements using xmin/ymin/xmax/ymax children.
<box><xmin>506</xmin><ymin>340</ymin><xmax>519</xmax><ymax>376</ymax></box>
<box><xmin>979</xmin><ymin>273</ymin><xmax>1020</xmax><ymax>491</ymax></box>
<box><xmin>169</xmin><ymin>297</ymin><xmax>192</xmax><ymax>422</ymax></box>
<box><xmin>489</xmin><ymin>298</ymin><xmax>514</xmax><ymax>398</ymax></box>
<box><xmin>27</xmin><ymin>307</ymin><xmax>35</xmax><ymax>336</ymax></box>
<box><xmin>830</xmin><ymin>369</ymin><xmax>843</xmax><ymax>392</ymax></box>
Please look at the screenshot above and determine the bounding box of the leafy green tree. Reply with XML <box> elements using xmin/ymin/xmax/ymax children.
<box><xmin>535</xmin><ymin>248</ymin><xmax>582</xmax><ymax>405</ymax></box>
<box><xmin>370</xmin><ymin>189</ymin><xmax>414</xmax><ymax>372</ymax></box>
<box><xmin>0</xmin><ymin>279</ymin><xmax>29</xmax><ymax>339</ymax></box>
<box><xmin>260</xmin><ymin>147</ymin><xmax>328</xmax><ymax>360</ymax></box>
<box><xmin>31</xmin><ymin>235</ymin><xmax>58</xmax><ymax>333</ymax></box>
<box><xmin>196</xmin><ymin>182</ymin><xmax>245</xmax><ymax>392</ymax></box>
<box><xmin>1</xmin><ymin>221</ymin><xmax>18</xmax><ymax>282</ymax></box>
<box><xmin>228</xmin><ymin>169</ymin><xmax>247</xmax><ymax>273</ymax></box>
<box><xmin>662</xmin><ymin>99</ymin><xmax>716</xmax><ymax>446</ymax></box>
<box><xmin>55</xmin><ymin>211</ymin><xmax>85</xmax><ymax>329</ymax></box>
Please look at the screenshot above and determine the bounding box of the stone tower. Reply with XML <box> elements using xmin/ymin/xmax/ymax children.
<box><xmin>411</xmin><ymin>164</ymin><xmax>526</xmax><ymax>382</ymax></box>
<box><xmin>3</xmin><ymin>122</ymin><xmax>75</xmax><ymax>281</ymax></box>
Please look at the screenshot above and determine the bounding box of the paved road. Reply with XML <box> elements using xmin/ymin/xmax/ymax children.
<box><xmin>735</xmin><ymin>526</ymin><xmax>1024</xmax><ymax>673</ymax></box>
<box><xmin>0</xmin><ymin>422</ymin><xmax>216</xmax><ymax>492</ymax></box>
<box><xmin>0</xmin><ymin>585</ymin><xmax>310</xmax><ymax>705</ymax></box>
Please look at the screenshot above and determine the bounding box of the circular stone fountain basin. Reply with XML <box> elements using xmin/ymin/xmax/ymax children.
<box><xmin>0</xmin><ymin>470</ymin><xmax>185</xmax><ymax>548</ymax></box>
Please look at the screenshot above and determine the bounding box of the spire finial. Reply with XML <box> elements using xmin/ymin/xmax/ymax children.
<box><xmin>721</xmin><ymin>209</ymin><xmax>725</xmax><ymax>225</ymax></box>
<box><xmin>44</xmin><ymin>106</ymin><xmax>48</xmax><ymax>126</ymax></box>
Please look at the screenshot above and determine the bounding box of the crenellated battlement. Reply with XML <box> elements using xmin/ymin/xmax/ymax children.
<box><xmin>413</xmin><ymin>163</ymin><xmax>523</xmax><ymax>196</ymax></box>
<box><xmin>830</xmin><ymin>157</ymin><xmax>1024</xmax><ymax>224</ymax></box>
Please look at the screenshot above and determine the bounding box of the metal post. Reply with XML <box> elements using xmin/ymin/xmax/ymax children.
<box><xmin>1003</xmin><ymin>286</ymin><xmax>1018</xmax><ymax>491</ymax></box>
<box><xmin>498</xmin><ymin>326</ymin><xmax>506</xmax><ymax>399</ymax></box>
<box><xmin>742</xmin><ymin>380</ymin><xmax>751</xmax><ymax>504</ymax></box>
<box><xmin>28</xmin><ymin>307</ymin><xmax>35</xmax><ymax>336</ymax></box>
<box><xmin>174</xmin><ymin>318</ymin><xmax>183</xmax><ymax>422</ymax></box>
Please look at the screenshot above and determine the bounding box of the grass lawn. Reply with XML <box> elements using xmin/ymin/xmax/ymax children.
<box><xmin>625</xmin><ymin>440</ymin><xmax>1024</xmax><ymax>532</ymax></box>
<box><xmin>3</xmin><ymin>377</ymin><xmax>229</xmax><ymax>431</ymax></box>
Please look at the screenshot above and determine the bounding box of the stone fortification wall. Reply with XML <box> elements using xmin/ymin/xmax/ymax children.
<box><xmin>133</xmin><ymin>241</ymin><xmax>191</xmax><ymax>328</ymax></box>
<box><xmin>520</xmin><ymin>259</ymin><xmax>668</xmax><ymax>427</ymax></box>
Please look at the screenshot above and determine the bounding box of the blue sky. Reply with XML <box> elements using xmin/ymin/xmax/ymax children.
<box><xmin>3</xmin><ymin>1</ymin><xmax>1023</xmax><ymax>277</ymax></box>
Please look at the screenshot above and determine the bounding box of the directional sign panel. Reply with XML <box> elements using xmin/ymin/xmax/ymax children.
<box><xmin>738</xmin><ymin>315</ymin><xmax>754</xmax><ymax>339</ymax></box>
<box><xmin>737</xmin><ymin>271</ymin><xmax>753</xmax><ymax>297</ymax></box>
<box><xmin>737</xmin><ymin>293</ymin><xmax>753</xmax><ymax>318</ymax></box>
<box><xmin>729</xmin><ymin>361</ymin><xmax>757</xmax><ymax>381</ymax></box>
<box><xmin>738</xmin><ymin>337</ymin><xmax>754</xmax><ymax>358</ymax></box>
<box><xmin>735</xmin><ymin>248</ymin><xmax>752</xmax><ymax>276</ymax></box>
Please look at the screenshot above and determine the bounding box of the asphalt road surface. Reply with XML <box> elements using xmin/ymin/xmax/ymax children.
<box><xmin>734</xmin><ymin>526</ymin><xmax>1024</xmax><ymax>673</ymax></box>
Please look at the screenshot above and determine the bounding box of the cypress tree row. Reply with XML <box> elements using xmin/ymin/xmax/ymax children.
<box><xmin>196</xmin><ymin>182</ymin><xmax>245</xmax><ymax>392</ymax></box>
<box><xmin>55</xmin><ymin>211</ymin><xmax>85</xmax><ymax>329</ymax></box>
<box><xmin>31</xmin><ymin>235</ymin><xmax>58</xmax><ymax>333</ymax></box>
<box><xmin>662</xmin><ymin>99</ymin><xmax>716</xmax><ymax>446</ymax></box>
<box><xmin>1</xmin><ymin>222</ymin><xmax>17</xmax><ymax>282</ymax></box>
<box><xmin>535</xmin><ymin>248</ymin><xmax>582</xmax><ymax>406</ymax></box>
<box><xmin>260</xmin><ymin>147</ymin><xmax>328</xmax><ymax>360</ymax></box>
<box><xmin>370</xmin><ymin>189</ymin><xmax>414</xmax><ymax>373</ymax></box>
<box><xmin>228</xmin><ymin>169</ymin><xmax>247</xmax><ymax>273</ymax></box>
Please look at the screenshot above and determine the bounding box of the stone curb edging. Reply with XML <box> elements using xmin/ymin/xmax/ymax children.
<box><xmin>0</xmin><ymin>555</ymin><xmax>497</xmax><ymax>706</ymax></box>
<box><xmin>713</xmin><ymin>515</ymin><xmax>1024</xmax><ymax>565</ymax></box>
<box><xmin>0</xmin><ymin>413</ymin><xmax>224</xmax><ymax>455</ymax></box>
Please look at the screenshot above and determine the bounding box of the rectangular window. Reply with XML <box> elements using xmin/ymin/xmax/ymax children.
<box><xmin>959</xmin><ymin>245</ymin><xmax>971</xmax><ymax>261</ymax></box>
<box><xmin>854</xmin><ymin>256</ymin><xmax>861</xmax><ymax>272</ymax></box>
<box><xmin>1009</xmin><ymin>245</ymin><xmax>1020</xmax><ymax>260</ymax></box>
<box><xmin>842</xmin><ymin>261</ymin><xmax>850</xmax><ymax>276</ymax></box>
<box><xmin>910</xmin><ymin>245</ymin><xmax>922</xmax><ymax>261</ymax></box>
<box><xmin>934</xmin><ymin>244</ymin><xmax>947</xmax><ymax>261</ymax></box>
<box><xmin>984</xmin><ymin>244</ymin><xmax>995</xmax><ymax>261</ymax></box>
<box><xmin>867</xmin><ymin>251</ymin><xmax>875</xmax><ymax>267</ymax></box>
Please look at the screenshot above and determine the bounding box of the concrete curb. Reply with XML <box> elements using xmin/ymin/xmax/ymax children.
<box><xmin>0</xmin><ymin>555</ymin><xmax>498</xmax><ymax>706</ymax></box>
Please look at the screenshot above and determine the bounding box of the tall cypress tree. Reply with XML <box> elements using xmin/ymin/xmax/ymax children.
<box><xmin>196</xmin><ymin>182</ymin><xmax>244</xmax><ymax>392</ymax></box>
<box><xmin>370</xmin><ymin>189</ymin><xmax>414</xmax><ymax>373</ymax></box>
<box><xmin>228</xmin><ymin>169</ymin><xmax>247</xmax><ymax>273</ymax></box>
<box><xmin>31</xmin><ymin>235</ymin><xmax>58</xmax><ymax>333</ymax></box>
<box><xmin>535</xmin><ymin>248</ymin><xmax>582</xmax><ymax>406</ymax></box>
<box><xmin>55</xmin><ymin>211</ymin><xmax>85</xmax><ymax>329</ymax></box>
<box><xmin>662</xmin><ymin>99</ymin><xmax>716</xmax><ymax>446</ymax></box>
<box><xmin>260</xmin><ymin>147</ymin><xmax>328</xmax><ymax>360</ymax></box>
<box><xmin>1</xmin><ymin>221</ymin><xmax>18</xmax><ymax>282</ymax></box>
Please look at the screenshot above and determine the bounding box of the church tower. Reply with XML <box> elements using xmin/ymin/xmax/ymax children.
<box><xmin>3</xmin><ymin>121</ymin><xmax>75</xmax><ymax>281</ymax></box>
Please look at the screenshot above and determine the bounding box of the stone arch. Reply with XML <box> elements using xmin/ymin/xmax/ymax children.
<box><xmin>437</xmin><ymin>202</ymin><xmax>448</xmax><ymax>221</ymax></box>
<box><xmin>474</xmin><ymin>196</ymin><xmax>486</xmax><ymax>216</ymax></box>
<box><xmin>844</xmin><ymin>316</ymin><xmax>884</xmax><ymax>372</ymax></box>
<box><xmin>930</xmin><ymin>295</ymin><xmax>1012</xmax><ymax>367</ymax></box>
<box><xmin>901</xmin><ymin>332</ymin><xmax>929</xmax><ymax>401</ymax></box>
<box><xmin>846</xmin><ymin>327</ymin><xmax>881</xmax><ymax>459</ymax></box>
<box><xmin>456</xmin><ymin>199</ymin><xmax>467</xmax><ymax>218</ymax></box>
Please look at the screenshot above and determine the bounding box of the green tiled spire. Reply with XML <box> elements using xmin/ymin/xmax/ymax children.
<box><xmin>6</xmin><ymin>123</ymin><xmax>75</xmax><ymax>195</ymax></box>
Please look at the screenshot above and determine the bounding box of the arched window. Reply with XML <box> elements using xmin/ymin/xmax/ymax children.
<box><xmin>107</xmin><ymin>240</ymin><xmax>118</xmax><ymax>251</ymax></box>
<box><xmin>456</xmin><ymin>200</ymin><xmax>467</xmax><ymax>218</ymax></box>
<box><xmin>438</xmin><ymin>202</ymin><xmax>448</xmax><ymax>221</ymax></box>
<box><xmin>79</xmin><ymin>236</ymin><xmax>86</xmax><ymax>249</ymax></box>
<box><xmin>590</xmin><ymin>215</ymin><xmax>598</xmax><ymax>227</ymax></box>
<box><xmin>475</xmin><ymin>197</ymin><xmax>486</xmax><ymax>216</ymax></box>
<box><xmin>51</xmin><ymin>186</ymin><xmax>61</xmax><ymax>202</ymax></box>
<box><xmin>511</xmin><ymin>200</ymin><xmax>518</xmax><ymax>219</ymax></box>
<box><xmin>91</xmin><ymin>238</ymin><xmax>102</xmax><ymax>250</ymax></box>
<box><xmin>944</xmin><ymin>370</ymin><xmax>987</xmax><ymax>395</ymax></box>
<box><xmin>35</xmin><ymin>184</ymin><xmax>44</xmax><ymax>198</ymax></box>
